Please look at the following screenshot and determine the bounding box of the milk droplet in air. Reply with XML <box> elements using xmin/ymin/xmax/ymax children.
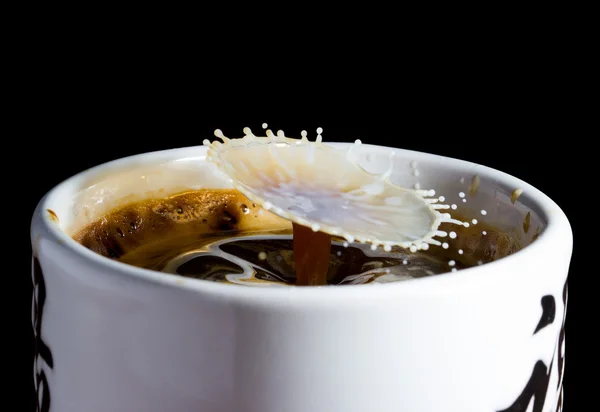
<box><xmin>511</xmin><ymin>188</ymin><xmax>523</xmax><ymax>204</ymax></box>
<box><xmin>469</xmin><ymin>175</ymin><xmax>480</xmax><ymax>194</ymax></box>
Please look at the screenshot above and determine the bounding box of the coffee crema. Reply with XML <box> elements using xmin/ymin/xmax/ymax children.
<box><xmin>73</xmin><ymin>188</ymin><xmax>521</xmax><ymax>286</ymax></box>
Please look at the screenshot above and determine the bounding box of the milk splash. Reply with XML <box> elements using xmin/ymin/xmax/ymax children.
<box><xmin>203</xmin><ymin>127</ymin><xmax>466</xmax><ymax>251</ymax></box>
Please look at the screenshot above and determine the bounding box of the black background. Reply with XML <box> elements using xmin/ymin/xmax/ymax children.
<box><xmin>19</xmin><ymin>107</ymin><xmax>584</xmax><ymax>410</ymax></box>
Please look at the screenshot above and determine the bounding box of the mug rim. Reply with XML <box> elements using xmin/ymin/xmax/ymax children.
<box><xmin>31</xmin><ymin>143</ymin><xmax>573</xmax><ymax>303</ymax></box>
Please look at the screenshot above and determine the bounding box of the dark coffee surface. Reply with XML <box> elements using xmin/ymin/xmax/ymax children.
<box><xmin>73</xmin><ymin>189</ymin><xmax>521</xmax><ymax>285</ymax></box>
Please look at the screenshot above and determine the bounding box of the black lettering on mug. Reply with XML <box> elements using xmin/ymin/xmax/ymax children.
<box><xmin>498</xmin><ymin>280</ymin><xmax>568</xmax><ymax>412</ymax></box>
<box><xmin>533</xmin><ymin>295</ymin><xmax>555</xmax><ymax>335</ymax></box>
<box><xmin>33</xmin><ymin>257</ymin><xmax>53</xmax><ymax>412</ymax></box>
<box><xmin>497</xmin><ymin>360</ymin><xmax>551</xmax><ymax>412</ymax></box>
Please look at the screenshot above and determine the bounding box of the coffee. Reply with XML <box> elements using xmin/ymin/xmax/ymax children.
<box><xmin>73</xmin><ymin>188</ymin><xmax>521</xmax><ymax>286</ymax></box>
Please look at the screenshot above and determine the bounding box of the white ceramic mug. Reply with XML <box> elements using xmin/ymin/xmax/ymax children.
<box><xmin>31</xmin><ymin>143</ymin><xmax>572</xmax><ymax>412</ymax></box>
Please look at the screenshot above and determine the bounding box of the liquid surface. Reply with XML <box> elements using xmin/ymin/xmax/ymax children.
<box><xmin>73</xmin><ymin>189</ymin><xmax>521</xmax><ymax>286</ymax></box>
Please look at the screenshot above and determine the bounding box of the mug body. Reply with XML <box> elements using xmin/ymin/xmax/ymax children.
<box><xmin>31</xmin><ymin>144</ymin><xmax>572</xmax><ymax>412</ymax></box>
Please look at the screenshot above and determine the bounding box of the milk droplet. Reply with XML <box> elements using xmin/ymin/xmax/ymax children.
<box><xmin>451</xmin><ymin>204</ymin><xmax>457</xmax><ymax>210</ymax></box>
<box><xmin>343</xmin><ymin>242</ymin><xmax>349</xmax><ymax>248</ymax></box>
<box><xmin>459</xmin><ymin>177</ymin><xmax>465</xmax><ymax>184</ymax></box>
<box><xmin>511</xmin><ymin>188</ymin><xmax>523</xmax><ymax>204</ymax></box>
<box><xmin>481</xmin><ymin>209</ymin><xmax>487</xmax><ymax>215</ymax></box>
<box><xmin>355</xmin><ymin>139</ymin><xmax>362</xmax><ymax>144</ymax></box>
<box><xmin>458</xmin><ymin>249</ymin><xmax>464</xmax><ymax>254</ymax></box>
<box><xmin>383</xmin><ymin>244</ymin><xmax>392</xmax><ymax>252</ymax></box>
<box><xmin>262</xmin><ymin>123</ymin><xmax>268</xmax><ymax>129</ymax></box>
<box><xmin>469</xmin><ymin>175</ymin><xmax>480</xmax><ymax>194</ymax></box>
<box><xmin>449</xmin><ymin>231</ymin><xmax>457</xmax><ymax>239</ymax></box>
<box><xmin>410</xmin><ymin>245</ymin><xmax>417</xmax><ymax>252</ymax></box>
<box><xmin>402</xmin><ymin>259</ymin><xmax>408</xmax><ymax>265</ymax></box>
<box><xmin>438</xmin><ymin>196</ymin><xmax>445</xmax><ymax>202</ymax></box>
<box><xmin>311</xmin><ymin>223</ymin><xmax>320</xmax><ymax>232</ymax></box>
<box><xmin>258</xmin><ymin>252</ymin><xmax>267</xmax><ymax>260</ymax></box>
<box><xmin>442</xmin><ymin>242</ymin><xmax>449</xmax><ymax>249</ymax></box>
<box><xmin>337</xmin><ymin>251</ymin><xmax>342</xmax><ymax>256</ymax></box>
<box><xmin>477</xmin><ymin>260</ymin><xmax>483</xmax><ymax>265</ymax></box>
<box><xmin>482</xmin><ymin>231</ymin><xmax>487</xmax><ymax>235</ymax></box>
<box><xmin>451</xmin><ymin>268</ymin><xmax>457</xmax><ymax>272</ymax></box>
<box><xmin>316</xmin><ymin>127</ymin><xmax>323</xmax><ymax>134</ymax></box>
<box><xmin>448</xmin><ymin>260</ymin><xmax>456</xmax><ymax>266</ymax></box>
<box><xmin>472</xmin><ymin>219</ymin><xmax>478</xmax><ymax>225</ymax></box>
<box><xmin>462</xmin><ymin>199</ymin><xmax>467</xmax><ymax>203</ymax></box>
<box><xmin>463</xmin><ymin>222</ymin><xmax>470</xmax><ymax>228</ymax></box>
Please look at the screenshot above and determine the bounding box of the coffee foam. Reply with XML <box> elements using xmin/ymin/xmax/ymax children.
<box><xmin>66</xmin><ymin>155</ymin><xmax>232</xmax><ymax>235</ymax></box>
<box><xmin>73</xmin><ymin>189</ymin><xmax>291</xmax><ymax>259</ymax></box>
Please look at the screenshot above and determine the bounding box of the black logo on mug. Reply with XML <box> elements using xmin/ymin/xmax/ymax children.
<box><xmin>33</xmin><ymin>257</ymin><xmax>53</xmax><ymax>412</ymax></box>
<box><xmin>497</xmin><ymin>281</ymin><xmax>567</xmax><ymax>412</ymax></box>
